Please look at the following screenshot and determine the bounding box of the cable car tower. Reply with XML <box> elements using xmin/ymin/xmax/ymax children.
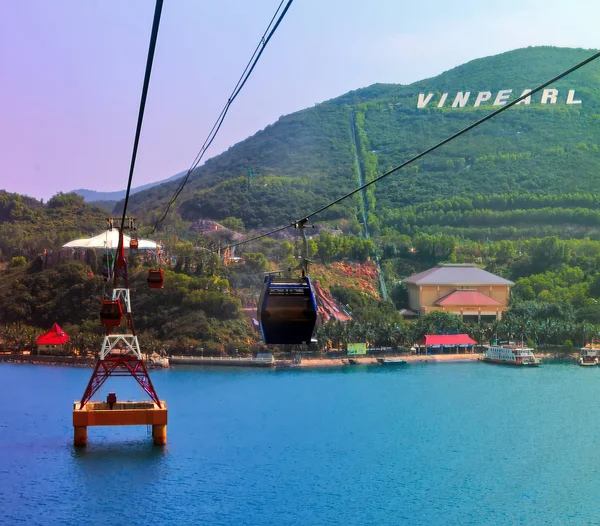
<box><xmin>73</xmin><ymin>218</ymin><xmax>167</xmax><ymax>447</ymax></box>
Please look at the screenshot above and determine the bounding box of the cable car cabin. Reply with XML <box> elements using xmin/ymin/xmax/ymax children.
<box><xmin>147</xmin><ymin>268</ymin><xmax>164</xmax><ymax>289</ymax></box>
<box><xmin>100</xmin><ymin>300</ymin><xmax>123</xmax><ymax>327</ymax></box>
<box><xmin>258</xmin><ymin>276</ymin><xmax>317</xmax><ymax>345</ymax></box>
<box><xmin>129</xmin><ymin>238</ymin><xmax>139</xmax><ymax>250</ymax></box>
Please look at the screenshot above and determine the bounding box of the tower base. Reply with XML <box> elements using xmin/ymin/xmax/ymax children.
<box><xmin>72</xmin><ymin>399</ymin><xmax>168</xmax><ymax>447</ymax></box>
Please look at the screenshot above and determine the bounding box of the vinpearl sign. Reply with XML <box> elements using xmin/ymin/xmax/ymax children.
<box><xmin>417</xmin><ymin>89</ymin><xmax>582</xmax><ymax>109</ymax></box>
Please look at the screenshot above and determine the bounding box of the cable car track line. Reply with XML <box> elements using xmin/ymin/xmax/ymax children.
<box><xmin>150</xmin><ymin>0</ymin><xmax>295</xmax><ymax>234</ymax></box>
<box><xmin>119</xmin><ymin>0</ymin><xmax>164</xmax><ymax>229</ymax></box>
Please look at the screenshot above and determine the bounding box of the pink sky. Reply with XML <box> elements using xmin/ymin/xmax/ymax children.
<box><xmin>1</xmin><ymin>0</ymin><xmax>599</xmax><ymax>199</ymax></box>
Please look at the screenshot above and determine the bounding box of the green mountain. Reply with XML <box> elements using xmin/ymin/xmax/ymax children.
<box><xmin>0</xmin><ymin>191</ymin><xmax>107</xmax><ymax>261</ymax></box>
<box><xmin>72</xmin><ymin>171</ymin><xmax>186</xmax><ymax>202</ymax></box>
<box><xmin>123</xmin><ymin>46</ymin><xmax>600</xmax><ymax>233</ymax></box>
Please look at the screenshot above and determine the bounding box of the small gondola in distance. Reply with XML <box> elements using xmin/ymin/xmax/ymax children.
<box><xmin>100</xmin><ymin>300</ymin><xmax>123</xmax><ymax>327</ymax></box>
<box><xmin>258</xmin><ymin>275</ymin><xmax>317</xmax><ymax>345</ymax></box>
<box><xmin>147</xmin><ymin>268</ymin><xmax>164</xmax><ymax>289</ymax></box>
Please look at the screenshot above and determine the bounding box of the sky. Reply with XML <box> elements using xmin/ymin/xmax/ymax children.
<box><xmin>1</xmin><ymin>0</ymin><xmax>599</xmax><ymax>200</ymax></box>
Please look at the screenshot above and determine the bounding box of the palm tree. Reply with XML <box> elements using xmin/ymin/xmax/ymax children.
<box><xmin>467</xmin><ymin>320</ymin><xmax>488</xmax><ymax>351</ymax></box>
<box><xmin>578</xmin><ymin>322</ymin><xmax>596</xmax><ymax>347</ymax></box>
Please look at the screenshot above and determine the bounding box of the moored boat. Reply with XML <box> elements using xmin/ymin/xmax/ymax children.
<box><xmin>377</xmin><ymin>358</ymin><xmax>407</xmax><ymax>365</ymax></box>
<box><xmin>579</xmin><ymin>343</ymin><xmax>599</xmax><ymax>366</ymax></box>
<box><xmin>482</xmin><ymin>344</ymin><xmax>540</xmax><ymax>366</ymax></box>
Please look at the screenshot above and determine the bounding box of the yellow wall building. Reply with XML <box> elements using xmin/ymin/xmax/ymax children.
<box><xmin>402</xmin><ymin>264</ymin><xmax>514</xmax><ymax>321</ymax></box>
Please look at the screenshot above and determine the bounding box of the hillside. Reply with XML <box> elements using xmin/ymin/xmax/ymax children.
<box><xmin>122</xmin><ymin>46</ymin><xmax>600</xmax><ymax>232</ymax></box>
<box><xmin>382</xmin><ymin>192</ymin><xmax>600</xmax><ymax>241</ymax></box>
<box><xmin>72</xmin><ymin>171</ymin><xmax>186</xmax><ymax>202</ymax></box>
<box><xmin>0</xmin><ymin>191</ymin><xmax>107</xmax><ymax>261</ymax></box>
<box><xmin>5</xmin><ymin>47</ymin><xmax>600</xmax><ymax>353</ymax></box>
<box><xmin>5</xmin><ymin>187</ymin><xmax>600</xmax><ymax>352</ymax></box>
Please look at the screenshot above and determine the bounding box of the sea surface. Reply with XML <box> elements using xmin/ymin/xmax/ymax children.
<box><xmin>1</xmin><ymin>361</ymin><xmax>600</xmax><ymax>525</ymax></box>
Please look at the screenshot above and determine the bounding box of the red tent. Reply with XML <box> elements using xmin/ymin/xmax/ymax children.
<box><xmin>424</xmin><ymin>334</ymin><xmax>476</xmax><ymax>347</ymax></box>
<box><xmin>36</xmin><ymin>323</ymin><xmax>70</xmax><ymax>346</ymax></box>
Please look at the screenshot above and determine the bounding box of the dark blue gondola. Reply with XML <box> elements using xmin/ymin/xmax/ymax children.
<box><xmin>258</xmin><ymin>275</ymin><xmax>317</xmax><ymax>345</ymax></box>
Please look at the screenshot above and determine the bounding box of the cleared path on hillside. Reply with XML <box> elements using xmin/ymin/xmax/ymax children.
<box><xmin>349</xmin><ymin>110</ymin><xmax>389</xmax><ymax>301</ymax></box>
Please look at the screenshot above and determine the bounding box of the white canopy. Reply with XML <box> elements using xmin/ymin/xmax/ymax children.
<box><xmin>62</xmin><ymin>229</ymin><xmax>159</xmax><ymax>251</ymax></box>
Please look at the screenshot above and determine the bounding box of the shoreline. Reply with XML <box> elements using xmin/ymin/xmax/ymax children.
<box><xmin>0</xmin><ymin>355</ymin><xmax>95</xmax><ymax>367</ymax></box>
<box><xmin>297</xmin><ymin>354</ymin><xmax>481</xmax><ymax>368</ymax></box>
<box><xmin>0</xmin><ymin>352</ymin><xmax>574</xmax><ymax>369</ymax></box>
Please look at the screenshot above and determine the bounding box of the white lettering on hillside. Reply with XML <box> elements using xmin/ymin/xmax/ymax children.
<box><xmin>452</xmin><ymin>92</ymin><xmax>470</xmax><ymax>108</ymax></box>
<box><xmin>417</xmin><ymin>93</ymin><xmax>434</xmax><ymax>108</ymax></box>
<box><xmin>515</xmin><ymin>89</ymin><xmax>532</xmax><ymax>105</ymax></box>
<box><xmin>416</xmin><ymin>88</ymin><xmax>582</xmax><ymax>108</ymax></box>
<box><xmin>493</xmin><ymin>89</ymin><xmax>512</xmax><ymax>106</ymax></box>
<box><xmin>566</xmin><ymin>89</ymin><xmax>582</xmax><ymax>104</ymax></box>
<box><xmin>541</xmin><ymin>89</ymin><xmax>558</xmax><ymax>104</ymax></box>
<box><xmin>474</xmin><ymin>91</ymin><xmax>492</xmax><ymax>107</ymax></box>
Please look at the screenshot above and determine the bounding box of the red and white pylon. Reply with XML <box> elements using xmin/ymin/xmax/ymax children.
<box><xmin>79</xmin><ymin>222</ymin><xmax>161</xmax><ymax>409</ymax></box>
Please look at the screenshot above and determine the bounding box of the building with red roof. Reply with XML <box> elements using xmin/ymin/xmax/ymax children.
<box><xmin>402</xmin><ymin>264</ymin><xmax>513</xmax><ymax>321</ymax></box>
<box><xmin>36</xmin><ymin>323</ymin><xmax>70</xmax><ymax>354</ymax></box>
<box><xmin>420</xmin><ymin>334</ymin><xmax>478</xmax><ymax>354</ymax></box>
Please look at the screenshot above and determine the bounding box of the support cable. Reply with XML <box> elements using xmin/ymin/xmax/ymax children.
<box><xmin>116</xmin><ymin>0</ymin><xmax>164</xmax><ymax>260</ymax></box>
<box><xmin>150</xmin><ymin>0</ymin><xmax>294</xmax><ymax>233</ymax></box>
<box><xmin>83</xmin><ymin>0</ymin><xmax>164</xmax><ymax>411</ymax></box>
<box><xmin>223</xmin><ymin>49</ymin><xmax>600</xmax><ymax>251</ymax></box>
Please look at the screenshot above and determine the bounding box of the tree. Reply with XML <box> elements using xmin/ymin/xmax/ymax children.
<box><xmin>317</xmin><ymin>231</ymin><xmax>336</xmax><ymax>263</ymax></box>
<box><xmin>47</xmin><ymin>192</ymin><xmax>85</xmax><ymax>209</ymax></box>
<box><xmin>243</xmin><ymin>252</ymin><xmax>268</xmax><ymax>274</ymax></box>
<box><xmin>221</xmin><ymin>217</ymin><xmax>244</xmax><ymax>232</ymax></box>
<box><xmin>390</xmin><ymin>282</ymin><xmax>409</xmax><ymax>309</ymax></box>
<box><xmin>412</xmin><ymin>311</ymin><xmax>466</xmax><ymax>341</ymax></box>
<box><xmin>9</xmin><ymin>256</ymin><xmax>26</xmax><ymax>268</ymax></box>
<box><xmin>86</xmin><ymin>249</ymin><xmax>98</xmax><ymax>274</ymax></box>
<box><xmin>278</xmin><ymin>241</ymin><xmax>294</xmax><ymax>260</ymax></box>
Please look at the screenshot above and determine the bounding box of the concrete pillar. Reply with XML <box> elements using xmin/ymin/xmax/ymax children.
<box><xmin>74</xmin><ymin>426</ymin><xmax>88</xmax><ymax>447</ymax></box>
<box><xmin>152</xmin><ymin>424</ymin><xmax>167</xmax><ymax>446</ymax></box>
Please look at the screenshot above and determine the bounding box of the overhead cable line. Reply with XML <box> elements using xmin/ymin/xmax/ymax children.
<box><xmin>224</xmin><ymin>49</ymin><xmax>600</xmax><ymax>251</ymax></box>
<box><xmin>226</xmin><ymin>224</ymin><xmax>294</xmax><ymax>250</ymax></box>
<box><xmin>150</xmin><ymin>0</ymin><xmax>294</xmax><ymax>233</ymax></box>
<box><xmin>117</xmin><ymin>0</ymin><xmax>164</xmax><ymax>231</ymax></box>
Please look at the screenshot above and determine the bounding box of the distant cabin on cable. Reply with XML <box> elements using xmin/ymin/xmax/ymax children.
<box><xmin>401</xmin><ymin>264</ymin><xmax>513</xmax><ymax>322</ymax></box>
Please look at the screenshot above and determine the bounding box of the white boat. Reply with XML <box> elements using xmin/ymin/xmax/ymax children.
<box><xmin>579</xmin><ymin>344</ymin><xmax>599</xmax><ymax>366</ymax></box>
<box><xmin>376</xmin><ymin>358</ymin><xmax>407</xmax><ymax>365</ymax></box>
<box><xmin>482</xmin><ymin>344</ymin><xmax>540</xmax><ymax>366</ymax></box>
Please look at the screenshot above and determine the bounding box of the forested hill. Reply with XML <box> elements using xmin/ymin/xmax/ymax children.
<box><xmin>71</xmin><ymin>170</ymin><xmax>186</xmax><ymax>203</ymax></box>
<box><xmin>122</xmin><ymin>46</ymin><xmax>600</xmax><ymax>230</ymax></box>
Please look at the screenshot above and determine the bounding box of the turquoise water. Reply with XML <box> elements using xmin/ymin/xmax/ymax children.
<box><xmin>1</xmin><ymin>361</ymin><xmax>600</xmax><ymax>525</ymax></box>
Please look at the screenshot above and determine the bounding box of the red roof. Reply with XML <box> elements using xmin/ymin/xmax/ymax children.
<box><xmin>424</xmin><ymin>334</ymin><xmax>477</xmax><ymax>347</ymax></box>
<box><xmin>435</xmin><ymin>290</ymin><xmax>502</xmax><ymax>307</ymax></box>
<box><xmin>36</xmin><ymin>323</ymin><xmax>69</xmax><ymax>345</ymax></box>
